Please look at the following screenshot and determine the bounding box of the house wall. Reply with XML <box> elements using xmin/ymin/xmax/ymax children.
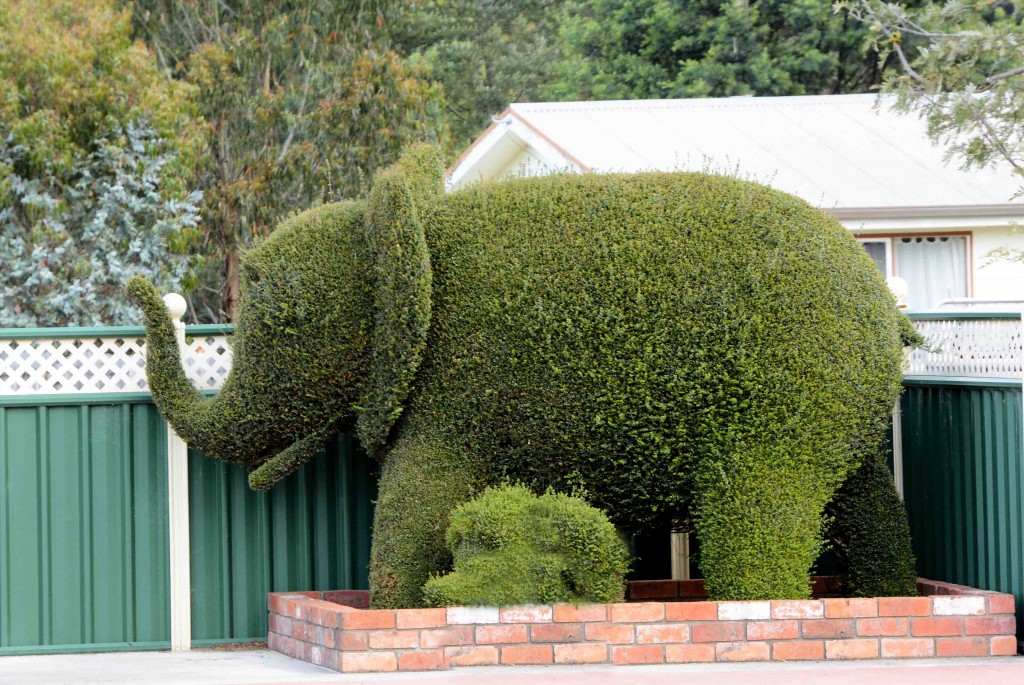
<box><xmin>970</xmin><ymin>226</ymin><xmax>1024</xmax><ymax>302</ymax></box>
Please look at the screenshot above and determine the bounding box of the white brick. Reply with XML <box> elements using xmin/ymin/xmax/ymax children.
<box><xmin>932</xmin><ymin>596</ymin><xmax>986</xmax><ymax>616</ymax></box>
<box><xmin>447</xmin><ymin>606</ymin><xmax>500</xmax><ymax>624</ymax></box>
<box><xmin>717</xmin><ymin>601</ymin><xmax>771</xmax><ymax>620</ymax></box>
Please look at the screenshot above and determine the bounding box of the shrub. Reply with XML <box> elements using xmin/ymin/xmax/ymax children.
<box><xmin>827</xmin><ymin>449</ymin><xmax>918</xmax><ymax>597</ymax></box>
<box><xmin>422</xmin><ymin>485</ymin><xmax>630</xmax><ymax>606</ymax></box>
<box><xmin>132</xmin><ymin>145</ymin><xmax>909</xmax><ymax>606</ymax></box>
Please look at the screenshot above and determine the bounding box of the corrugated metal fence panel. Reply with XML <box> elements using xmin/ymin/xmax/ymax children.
<box><xmin>0</xmin><ymin>401</ymin><xmax>170</xmax><ymax>655</ymax></box>
<box><xmin>900</xmin><ymin>381</ymin><xmax>1024</xmax><ymax>639</ymax></box>
<box><xmin>189</xmin><ymin>433</ymin><xmax>377</xmax><ymax>644</ymax></box>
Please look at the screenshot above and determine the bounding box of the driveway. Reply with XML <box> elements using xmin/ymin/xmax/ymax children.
<box><xmin>0</xmin><ymin>650</ymin><xmax>1021</xmax><ymax>685</ymax></box>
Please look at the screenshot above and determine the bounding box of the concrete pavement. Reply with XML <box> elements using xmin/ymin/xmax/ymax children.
<box><xmin>0</xmin><ymin>650</ymin><xmax>1021</xmax><ymax>685</ymax></box>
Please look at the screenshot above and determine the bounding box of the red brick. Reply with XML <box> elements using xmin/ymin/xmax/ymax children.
<box><xmin>475</xmin><ymin>624</ymin><xmax>528</xmax><ymax>645</ymax></box>
<box><xmin>824</xmin><ymin>598</ymin><xmax>878</xmax><ymax>619</ymax></box>
<box><xmin>584</xmin><ymin>622</ymin><xmax>635</xmax><ymax>644</ymax></box>
<box><xmin>268</xmin><ymin>594</ymin><xmax>298</xmax><ymax>617</ymax></box>
<box><xmin>368</xmin><ymin>629</ymin><xmax>418</xmax><ymax>649</ymax></box>
<box><xmin>501</xmin><ymin>644</ymin><xmax>553</xmax><ymax>665</ymax></box>
<box><xmin>878</xmin><ymin>597</ymin><xmax>931</xmax><ymax>617</ymax></box>
<box><xmin>857</xmin><ymin>618</ymin><xmax>908</xmax><ymax>637</ymax></box>
<box><xmin>396</xmin><ymin>608</ymin><xmax>447</xmax><ymax>630</ymax></box>
<box><xmin>291</xmin><ymin>621</ymin><xmax>310</xmax><ymax>642</ymax></box>
<box><xmin>530</xmin><ymin>623</ymin><xmax>582</xmax><ymax>642</ymax></box>
<box><xmin>322</xmin><ymin>590</ymin><xmax>370</xmax><ymax>608</ymax></box>
<box><xmin>554</xmin><ymin>643</ymin><xmax>608</xmax><ymax>664</ymax></box>
<box><xmin>445</xmin><ymin>645</ymin><xmax>499</xmax><ymax>667</ymax></box>
<box><xmin>553</xmin><ymin>604</ymin><xmax>608</xmax><ymax>623</ymax></box>
<box><xmin>305</xmin><ymin>601</ymin><xmax>344</xmax><ymax>629</ymax></box>
<box><xmin>936</xmin><ymin>636</ymin><xmax>989</xmax><ymax>657</ymax></box>
<box><xmin>629</xmin><ymin>580</ymin><xmax>679</xmax><ymax>600</ymax></box>
<box><xmin>320</xmin><ymin>627</ymin><xmax>335</xmax><ymax>649</ymax></box>
<box><xmin>420</xmin><ymin>626</ymin><xmax>473</xmax><ymax>648</ymax></box>
<box><xmin>609</xmin><ymin>602</ymin><xmax>664</xmax><ymax>623</ymax></box>
<box><xmin>825</xmin><ymin>638</ymin><xmax>879</xmax><ymax>659</ymax></box>
<box><xmin>965</xmin><ymin>615</ymin><xmax>1016</xmax><ymax>636</ymax></box>
<box><xmin>269</xmin><ymin>614</ymin><xmax>293</xmax><ymax>637</ymax></box>
<box><xmin>746</xmin><ymin>620</ymin><xmax>799</xmax><ymax>641</ymax></box>
<box><xmin>989</xmin><ymin>594</ymin><xmax>1016</xmax><ymax>615</ymax></box>
<box><xmin>716</xmin><ymin>641</ymin><xmax>770</xmax><ymax>662</ymax></box>
<box><xmin>636</xmin><ymin>623</ymin><xmax>690</xmax><ymax>644</ymax></box>
<box><xmin>666</xmin><ymin>643</ymin><xmax>716</xmax><ymax>663</ymax></box>
<box><xmin>398</xmin><ymin>649</ymin><xmax>448</xmax><ymax>671</ymax></box>
<box><xmin>500</xmin><ymin>605</ymin><xmax>553</xmax><ymax>623</ymax></box>
<box><xmin>771</xmin><ymin>600</ymin><xmax>823</xmax><ymax>620</ymax></box>
<box><xmin>991</xmin><ymin>635</ymin><xmax>1019</xmax><ymax>656</ymax></box>
<box><xmin>666</xmin><ymin>601</ymin><xmax>717</xmax><ymax>622</ymax></box>
<box><xmin>772</xmin><ymin>640</ymin><xmax>824</xmax><ymax>661</ymax></box>
<box><xmin>802</xmin><ymin>619</ymin><xmax>854</xmax><ymax>639</ymax></box>
<box><xmin>910</xmin><ymin>616</ymin><xmax>963</xmax><ymax>637</ymax></box>
<box><xmin>337</xmin><ymin>630</ymin><xmax>368</xmax><ymax>651</ymax></box>
<box><xmin>881</xmin><ymin>638</ymin><xmax>934</xmax><ymax>658</ymax></box>
<box><xmin>340</xmin><ymin>609</ymin><xmax>396</xmax><ymax>630</ymax></box>
<box><xmin>612</xmin><ymin>645</ymin><xmax>664</xmax><ymax>665</ymax></box>
<box><xmin>691</xmin><ymin>621</ymin><xmax>744</xmax><ymax>643</ymax></box>
<box><xmin>341</xmin><ymin>651</ymin><xmax>398</xmax><ymax>673</ymax></box>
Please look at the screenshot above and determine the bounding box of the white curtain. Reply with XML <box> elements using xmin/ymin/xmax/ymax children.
<box><xmin>894</xmin><ymin>236</ymin><xmax>967</xmax><ymax>310</ymax></box>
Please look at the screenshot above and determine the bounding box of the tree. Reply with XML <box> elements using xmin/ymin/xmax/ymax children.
<box><xmin>841</xmin><ymin>1</ymin><xmax>1024</xmax><ymax>189</ymax></box>
<box><xmin>546</xmin><ymin>0</ymin><xmax>924</xmax><ymax>101</ymax></box>
<box><xmin>394</xmin><ymin>0</ymin><xmax>564</xmax><ymax>147</ymax></box>
<box><xmin>127</xmin><ymin>0</ymin><xmax>449</xmax><ymax>321</ymax></box>
<box><xmin>0</xmin><ymin>0</ymin><xmax>204</xmax><ymax>326</ymax></box>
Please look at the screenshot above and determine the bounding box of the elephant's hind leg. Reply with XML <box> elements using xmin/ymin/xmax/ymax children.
<box><xmin>369</xmin><ymin>429</ymin><xmax>484</xmax><ymax>608</ymax></box>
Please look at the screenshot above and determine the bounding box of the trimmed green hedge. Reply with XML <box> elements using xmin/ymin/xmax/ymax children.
<box><xmin>133</xmin><ymin>144</ymin><xmax>909</xmax><ymax>606</ymax></box>
<box><xmin>827</xmin><ymin>449</ymin><xmax>918</xmax><ymax>597</ymax></box>
<box><xmin>423</xmin><ymin>485</ymin><xmax>630</xmax><ymax>606</ymax></box>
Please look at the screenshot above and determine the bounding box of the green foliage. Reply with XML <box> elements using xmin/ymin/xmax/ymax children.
<box><xmin>394</xmin><ymin>0</ymin><xmax>563</xmax><ymax>146</ymax></box>
<box><xmin>827</xmin><ymin>449</ymin><xmax>918</xmax><ymax>598</ymax></box>
<box><xmin>135</xmin><ymin>146</ymin><xmax>907</xmax><ymax>605</ymax></box>
<box><xmin>126</xmin><ymin>201</ymin><xmax>375</xmax><ymax>489</ymax></box>
<box><xmin>357</xmin><ymin>145</ymin><xmax>444</xmax><ymax>457</ymax></box>
<box><xmin>423</xmin><ymin>485</ymin><xmax>630</xmax><ymax>606</ymax></box>
<box><xmin>126</xmin><ymin>0</ymin><xmax>449</xmax><ymax>320</ymax></box>
<box><xmin>545</xmin><ymin>0</ymin><xmax>924</xmax><ymax>101</ymax></box>
<box><xmin>0</xmin><ymin>0</ymin><xmax>203</xmax><ymax>326</ymax></box>
<box><xmin>842</xmin><ymin>1</ymin><xmax>1024</xmax><ymax>200</ymax></box>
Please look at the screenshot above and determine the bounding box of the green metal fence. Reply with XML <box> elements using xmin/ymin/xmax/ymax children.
<box><xmin>0</xmin><ymin>399</ymin><xmax>170</xmax><ymax>655</ymax></box>
<box><xmin>190</xmin><ymin>433</ymin><xmax>376</xmax><ymax>644</ymax></box>
<box><xmin>900</xmin><ymin>377</ymin><xmax>1024</xmax><ymax>642</ymax></box>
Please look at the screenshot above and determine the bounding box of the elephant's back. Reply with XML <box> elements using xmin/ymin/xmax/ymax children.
<box><xmin>414</xmin><ymin>172</ymin><xmax>903</xmax><ymax>529</ymax></box>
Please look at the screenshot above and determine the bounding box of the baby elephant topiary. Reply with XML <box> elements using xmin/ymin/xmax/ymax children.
<box><xmin>422</xmin><ymin>485</ymin><xmax>630</xmax><ymax>607</ymax></box>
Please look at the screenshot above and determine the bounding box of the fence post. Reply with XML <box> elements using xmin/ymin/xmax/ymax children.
<box><xmin>163</xmin><ymin>293</ymin><xmax>192</xmax><ymax>651</ymax></box>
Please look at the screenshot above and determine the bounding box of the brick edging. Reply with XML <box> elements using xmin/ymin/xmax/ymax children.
<box><xmin>267</xmin><ymin>579</ymin><xmax>1017</xmax><ymax>673</ymax></box>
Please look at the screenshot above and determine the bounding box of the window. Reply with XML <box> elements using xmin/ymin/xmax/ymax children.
<box><xmin>858</xmin><ymin>235</ymin><xmax>969</xmax><ymax>310</ymax></box>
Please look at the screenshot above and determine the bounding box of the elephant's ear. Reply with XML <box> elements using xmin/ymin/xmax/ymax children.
<box><xmin>356</xmin><ymin>145</ymin><xmax>444</xmax><ymax>457</ymax></box>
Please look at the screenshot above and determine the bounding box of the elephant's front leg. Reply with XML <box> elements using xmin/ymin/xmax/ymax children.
<box><xmin>369</xmin><ymin>427</ymin><xmax>485</xmax><ymax>608</ymax></box>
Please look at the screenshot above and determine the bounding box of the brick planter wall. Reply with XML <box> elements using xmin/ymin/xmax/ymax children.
<box><xmin>267</xmin><ymin>579</ymin><xmax>1017</xmax><ymax>673</ymax></box>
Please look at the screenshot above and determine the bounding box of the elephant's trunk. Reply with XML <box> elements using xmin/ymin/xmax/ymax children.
<box><xmin>126</xmin><ymin>276</ymin><xmax>256</xmax><ymax>464</ymax></box>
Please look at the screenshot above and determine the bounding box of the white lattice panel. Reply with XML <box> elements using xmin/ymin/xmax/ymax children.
<box><xmin>0</xmin><ymin>333</ymin><xmax>232</xmax><ymax>395</ymax></box>
<box><xmin>907</xmin><ymin>318</ymin><xmax>1023</xmax><ymax>378</ymax></box>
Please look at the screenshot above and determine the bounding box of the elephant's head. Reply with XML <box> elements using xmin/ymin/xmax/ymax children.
<box><xmin>126</xmin><ymin>144</ymin><xmax>445</xmax><ymax>489</ymax></box>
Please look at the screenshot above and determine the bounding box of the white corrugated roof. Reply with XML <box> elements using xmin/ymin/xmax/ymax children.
<box><xmin>474</xmin><ymin>94</ymin><xmax>1022</xmax><ymax>211</ymax></box>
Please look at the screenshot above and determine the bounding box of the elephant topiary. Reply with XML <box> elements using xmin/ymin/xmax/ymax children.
<box><xmin>127</xmin><ymin>144</ymin><xmax>913</xmax><ymax>606</ymax></box>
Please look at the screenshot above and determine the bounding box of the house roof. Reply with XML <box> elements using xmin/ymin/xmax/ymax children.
<box><xmin>447</xmin><ymin>94</ymin><xmax>1023</xmax><ymax>216</ymax></box>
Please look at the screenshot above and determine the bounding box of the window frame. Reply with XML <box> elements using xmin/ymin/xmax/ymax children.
<box><xmin>856</xmin><ymin>231</ymin><xmax>974</xmax><ymax>303</ymax></box>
